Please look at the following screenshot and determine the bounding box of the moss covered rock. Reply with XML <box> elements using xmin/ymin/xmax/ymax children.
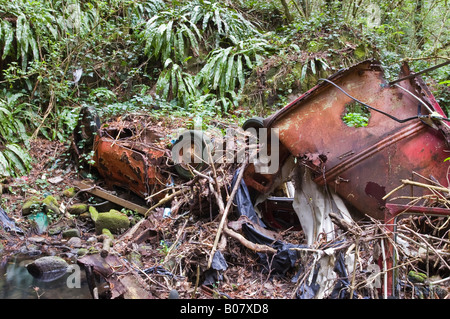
<box><xmin>77</xmin><ymin>248</ymin><xmax>88</xmax><ymax>257</ymax></box>
<box><xmin>42</xmin><ymin>195</ymin><xmax>60</xmax><ymax>215</ymax></box>
<box><xmin>95</xmin><ymin>209</ymin><xmax>130</xmax><ymax>235</ymax></box>
<box><xmin>62</xmin><ymin>187</ymin><xmax>76</xmax><ymax>198</ymax></box>
<box><xmin>89</xmin><ymin>206</ymin><xmax>99</xmax><ymax>222</ymax></box>
<box><xmin>67</xmin><ymin>203</ymin><xmax>88</xmax><ymax>215</ymax></box>
<box><xmin>48</xmin><ymin>225</ymin><xmax>63</xmax><ymax>236</ymax></box>
<box><xmin>21</xmin><ymin>196</ymin><xmax>41</xmax><ymax>216</ymax></box>
<box><xmin>62</xmin><ymin>228</ymin><xmax>81</xmax><ymax>239</ymax></box>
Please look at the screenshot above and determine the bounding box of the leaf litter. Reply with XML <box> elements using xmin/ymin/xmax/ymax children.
<box><xmin>0</xmin><ymin>114</ymin><xmax>449</xmax><ymax>299</ymax></box>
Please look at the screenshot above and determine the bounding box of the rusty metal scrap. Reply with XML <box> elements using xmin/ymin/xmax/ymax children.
<box><xmin>245</xmin><ymin>59</ymin><xmax>450</xmax><ymax>220</ymax></box>
<box><xmin>92</xmin><ymin>122</ymin><xmax>170</xmax><ymax>202</ymax></box>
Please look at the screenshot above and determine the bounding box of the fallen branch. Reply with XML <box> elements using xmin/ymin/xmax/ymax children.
<box><xmin>401</xmin><ymin>179</ymin><xmax>449</xmax><ymax>194</ymax></box>
<box><xmin>145</xmin><ymin>187</ymin><xmax>189</xmax><ymax>217</ymax></box>
<box><xmin>163</xmin><ymin>218</ymin><xmax>188</xmax><ymax>264</ymax></box>
<box><xmin>223</xmin><ymin>226</ymin><xmax>276</xmax><ymax>254</ymax></box>
<box><xmin>100</xmin><ymin>235</ymin><xmax>112</xmax><ymax>258</ymax></box>
<box><xmin>329</xmin><ymin>212</ymin><xmax>362</xmax><ymax>236</ymax></box>
<box><xmin>207</xmin><ymin>162</ymin><xmax>247</xmax><ymax>269</ymax></box>
<box><xmin>399</xmin><ymin>224</ymin><xmax>450</xmax><ymax>270</ymax></box>
<box><xmin>383</xmin><ymin>179</ymin><xmax>450</xmax><ymax>201</ymax></box>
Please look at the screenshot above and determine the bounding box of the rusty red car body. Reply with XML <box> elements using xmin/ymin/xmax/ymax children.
<box><xmin>242</xmin><ymin>58</ymin><xmax>450</xmax><ymax>297</ymax></box>
<box><xmin>91</xmin><ymin>124</ymin><xmax>170</xmax><ymax>202</ymax></box>
<box><xmin>244</xmin><ymin>59</ymin><xmax>450</xmax><ymax>221</ymax></box>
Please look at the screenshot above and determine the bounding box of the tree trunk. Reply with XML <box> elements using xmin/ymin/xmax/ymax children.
<box><xmin>415</xmin><ymin>0</ymin><xmax>424</xmax><ymax>50</ymax></box>
<box><xmin>280</xmin><ymin>0</ymin><xmax>293</xmax><ymax>23</ymax></box>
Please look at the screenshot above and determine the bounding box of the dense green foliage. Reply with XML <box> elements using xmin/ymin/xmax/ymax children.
<box><xmin>0</xmin><ymin>0</ymin><xmax>448</xmax><ymax>176</ymax></box>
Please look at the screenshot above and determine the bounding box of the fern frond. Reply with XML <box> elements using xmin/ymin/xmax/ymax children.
<box><xmin>0</xmin><ymin>151</ymin><xmax>10</xmax><ymax>177</ymax></box>
<box><xmin>4</xmin><ymin>143</ymin><xmax>32</xmax><ymax>176</ymax></box>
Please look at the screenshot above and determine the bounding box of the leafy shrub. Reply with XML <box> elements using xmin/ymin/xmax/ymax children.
<box><xmin>140</xmin><ymin>7</ymin><xmax>202</xmax><ymax>65</ymax></box>
<box><xmin>0</xmin><ymin>92</ymin><xmax>32</xmax><ymax>176</ymax></box>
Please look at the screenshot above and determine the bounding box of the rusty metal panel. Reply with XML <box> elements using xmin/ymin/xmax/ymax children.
<box><xmin>265</xmin><ymin>59</ymin><xmax>450</xmax><ymax>220</ymax></box>
<box><xmin>92</xmin><ymin>128</ymin><xmax>167</xmax><ymax>201</ymax></box>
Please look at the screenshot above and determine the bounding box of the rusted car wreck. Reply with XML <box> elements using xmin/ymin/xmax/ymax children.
<box><xmin>73</xmin><ymin>59</ymin><xmax>450</xmax><ymax>298</ymax></box>
<box><xmin>241</xmin><ymin>58</ymin><xmax>450</xmax><ymax>297</ymax></box>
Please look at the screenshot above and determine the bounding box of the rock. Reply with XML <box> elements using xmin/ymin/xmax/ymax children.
<box><xmin>21</xmin><ymin>196</ymin><xmax>41</xmax><ymax>216</ymax></box>
<box><xmin>42</xmin><ymin>195</ymin><xmax>60</xmax><ymax>215</ymax></box>
<box><xmin>77</xmin><ymin>248</ymin><xmax>89</xmax><ymax>257</ymax></box>
<box><xmin>62</xmin><ymin>228</ymin><xmax>80</xmax><ymax>239</ymax></box>
<box><xmin>89</xmin><ymin>206</ymin><xmax>99</xmax><ymax>222</ymax></box>
<box><xmin>26</xmin><ymin>256</ymin><xmax>69</xmax><ymax>282</ymax></box>
<box><xmin>67</xmin><ymin>203</ymin><xmax>88</xmax><ymax>215</ymax></box>
<box><xmin>95</xmin><ymin>209</ymin><xmax>130</xmax><ymax>235</ymax></box>
<box><xmin>19</xmin><ymin>244</ymin><xmax>42</xmax><ymax>256</ymax></box>
<box><xmin>168</xmin><ymin>289</ymin><xmax>179</xmax><ymax>299</ymax></box>
<box><xmin>86</xmin><ymin>236</ymin><xmax>97</xmax><ymax>244</ymax></box>
<box><xmin>67</xmin><ymin>237</ymin><xmax>82</xmax><ymax>248</ymax></box>
<box><xmin>48</xmin><ymin>225</ymin><xmax>63</xmax><ymax>236</ymax></box>
<box><xmin>63</xmin><ymin>187</ymin><xmax>76</xmax><ymax>198</ymax></box>
<box><xmin>48</xmin><ymin>176</ymin><xmax>64</xmax><ymax>184</ymax></box>
<box><xmin>28</xmin><ymin>236</ymin><xmax>46</xmax><ymax>243</ymax></box>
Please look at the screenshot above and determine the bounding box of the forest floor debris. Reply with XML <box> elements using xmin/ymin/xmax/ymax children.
<box><xmin>0</xmin><ymin>116</ymin><xmax>450</xmax><ymax>299</ymax></box>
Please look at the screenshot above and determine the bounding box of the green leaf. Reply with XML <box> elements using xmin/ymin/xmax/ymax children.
<box><xmin>243</xmin><ymin>54</ymin><xmax>253</xmax><ymax>69</ymax></box>
<box><xmin>214</xmin><ymin>8</ymin><xmax>222</xmax><ymax>34</ymax></box>
<box><xmin>155</xmin><ymin>22</ymin><xmax>167</xmax><ymax>54</ymax></box>
<box><xmin>237</xmin><ymin>55</ymin><xmax>244</xmax><ymax>88</ymax></box>
<box><xmin>225</xmin><ymin>55</ymin><xmax>234</xmax><ymax>92</ymax></box>
<box><xmin>15</xmin><ymin>14</ymin><xmax>25</xmax><ymax>50</ymax></box>
<box><xmin>162</xmin><ymin>70</ymin><xmax>172</xmax><ymax>100</ymax></box>
<box><xmin>2</xmin><ymin>21</ymin><xmax>14</xmax><ymax>59</ymax></box>
<box><xmin>202</xmin><ymin>11</ymin><xmax>211</xmax><ymax>30</ymax></box>
<box><xmin>176</xmin><ymin>29</ymin><xmax>185</xmax><ymax>63</ymax></box>
<box><xmin>310</xmin><ymin>59</ymin><xmax>316</xmax><ymax>75</ymax></box>
<box><xmin>164</xmin><ymin>58</ymin><xmax>173</xmax><ymax>69</ymax></box>
<box><xmin>301</xmin><ymin>63</ymin><xmax>308</xmax><ymax>83</ymax></box>
<box><xmin>4</xmin><ymin>143</ymin><xmax>31</xmax><ymax>175</ymax></box>
<box><xmin>213</xmin><ymin>47</ymin><xmax>231</xmax><ymax>90</ymax></box>
<box><xmin>182</xmin><ymin>23</ymin><xmax>199</xmax><ymax>57</ymax></box>
<box><xmin>163</xmin><ymin>20</ymin><xmax>174</xmax><ymax>61</ymax></box>
<box><xmin>191</xmin><ymin>5</ymin><xmax>201</xmax><ymax>24</ymax></box>
<box><xmin>0</xmin><ymin>151</ymin><xmax>10</xmax><ymax>177</ymax></box>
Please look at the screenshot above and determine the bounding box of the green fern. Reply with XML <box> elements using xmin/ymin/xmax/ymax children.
<box><xmin>140</xmin><ymin>8</ymin><xmax>202</xmax><ymax>64</ymax></box>
<box><xmin>196</xmin><ymin>39</ymin><xmax>274</xmax><ymax>98</ymax></box>
<box><xmin>0</xmin><ymin>143</ymin><xmax>32</xmax><ymax>176</ymax></box>
<box><xmin>0</xmin><ymin>93</ymin><xmax>32</xmax><ymax>177</ymax></box>
<box><xmin>300</xmin><ymin>57</ymin><xmax>331</xmax><ymax>83</ymax></box>
<box><xmin>187</xmin><ymin>0</ymin><xmax>260</xmax><ymax>48</ymax></box>
<box><xmin>0</xmin><ymin>0</ymin><xmax>100</xmax><ymax>72</ymax></box>
<box><xmin>127</xmin><ymin>0</ymin><xmax>167</xmax><ymax>26</ymax></box>
<box><xmin>156</xmin><ymin>58</ymin><xmax>198</xmax><ymax>107</ymax></box>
